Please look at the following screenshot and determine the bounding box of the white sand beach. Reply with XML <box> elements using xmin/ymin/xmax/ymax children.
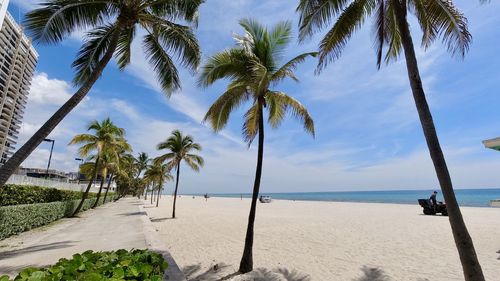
<box><xmin>142</xmin><ymin>196</ymin><xmax>500</xmax><ymax>281</ymax></box>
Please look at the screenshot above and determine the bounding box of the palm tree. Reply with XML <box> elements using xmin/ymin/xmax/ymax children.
<box><xmin>135</xmin><ymin>152</ymin><xmax>151</xmax><ymax>198</ymax></box>
<box><xmin>113</xmin><ymin>152</ymin><xmax>137</xmax><ymax>200</ymax></box>
<box><xmin>198</xmin><ymin>19</ymin><xmax>315</xmax><ymax>273</ymax></box>
<box><xmin>144</xmin><ymin>162</ymin><xmax>173</xmax><ymax>207</ymax></box>
<box><xmin>297</xmin><ymin>1</ymin><xmax>483</xmax><ymax>280</ymax></box>
<box><xmin>155</xmin><ymin>130</ymin><xmax>203</xmax><ymax>218</ymax></box>
<box><xmin>0</xmin><ymin>0</ymin><xmax>204</xmax><ymax>188</ymax></box>
<box><xmin>69</xmin><ymin>118</ymin><xmax>130</xmax><ymax>216</ymax></box>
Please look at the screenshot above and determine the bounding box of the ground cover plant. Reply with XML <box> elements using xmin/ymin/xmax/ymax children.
<box><xmin>0</xmin><ymin>249</ymin><xmax>167</xmax><ymax>280</ymax></box>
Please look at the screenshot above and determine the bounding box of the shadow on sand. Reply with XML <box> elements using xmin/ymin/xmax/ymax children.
<box><xmin>150</xmin><ymin>217</ymin><xmax>175</xmax><ymax>222</ymax></box>
<box><xmin>353</xmin><ymin>266</ymin><xmax>391</xmax><ymax>281</ymax></box>
<box><xmin>117</xmin><ymin>211</ymin><xmax>147</xmax><ymax>216</ymax></box>
<box><xmin>0</xmin><ymin>241</ymin><xmax>75</xmax><ymax>259</ymax></box>
<box><xmin>183</xmin><ymin>263</ymin><xmax>311</xmax><ymax>281</ymax></box>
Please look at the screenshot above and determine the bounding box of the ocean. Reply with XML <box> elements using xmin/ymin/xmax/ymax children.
<box><xmin>210</xmin><ymin>188</ymin><xmax>500</xmax><ymax>207</ymax></box>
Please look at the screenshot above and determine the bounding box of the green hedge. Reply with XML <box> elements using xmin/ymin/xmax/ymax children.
<box><xmin>0</xmin><ymin>184</ymin><xmax>99</xmax><ymax>206</ymax></box>
<box><xmin>0</xmin><ymin>196</ymin><xmax>113</xmax><ymax>240</ymax></box>
<box><xmin>0</xmin><ymin>249</ymin><xmax>167</xmax><ymax>280</ymax></box>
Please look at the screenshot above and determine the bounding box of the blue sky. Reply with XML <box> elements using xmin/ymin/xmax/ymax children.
<box><xmin>7</xmin><ymin>0</ymin><xmax>500</xmax><ymax>193</ymax></box>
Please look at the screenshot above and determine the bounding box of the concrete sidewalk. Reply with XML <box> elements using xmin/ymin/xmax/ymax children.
<box><xmin>0</xmin><ymin>198</ymin><xmax>184</xmax><ymax>279</ymax></box>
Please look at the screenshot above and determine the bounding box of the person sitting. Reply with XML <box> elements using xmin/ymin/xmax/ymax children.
<box><xmin>429</xmin><ymin>191</ymin><xmax>438</xmax><ymax>210</ymax></box>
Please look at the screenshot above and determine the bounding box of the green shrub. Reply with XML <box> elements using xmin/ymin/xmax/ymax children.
<box><xmin>0</xmin><ymin>249</ymin><xmax>167</xmax><ymax>281</ymax></box>
<box><xmin>0</xmin><ymin>196</ymin><xmax>114</xmax><ymax>240</ymax></box>
<box><xmin>0</xmin><ymin>184</ymin><xmax>102</xmax><ymax>206</ymax></box>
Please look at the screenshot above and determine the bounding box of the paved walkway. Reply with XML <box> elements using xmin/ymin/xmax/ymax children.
<box><xmin>0</xmin><ymin>198</ymin><xmax>147</xmax><ymax>276</ymax></box>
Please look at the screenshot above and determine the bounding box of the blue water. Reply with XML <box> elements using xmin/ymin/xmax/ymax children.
<box><xmin>210</xmin><ymin>189</ymin><xmax>500</xmax><ymax>207</ymax></box>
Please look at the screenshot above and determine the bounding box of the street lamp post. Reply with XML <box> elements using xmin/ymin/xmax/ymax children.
<box><xmin>43</xmin><ymin>138</ymin><xmax>55</xmax><ymax>178</ymax></box>
<box><xmin>75</xmin><ymin>158</ymin><xmax>84</xmax><ymax>184</ymax></box>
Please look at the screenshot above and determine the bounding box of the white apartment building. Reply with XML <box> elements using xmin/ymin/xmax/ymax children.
<box><xmin>0</xmin><ymin>0</ymin><xmax>8</xmax><ymax>27</ymax></box>
<box><xmin>0</xmin><ymin>0</ymin><xmax>39</xmax><ymax>164</ymax></box>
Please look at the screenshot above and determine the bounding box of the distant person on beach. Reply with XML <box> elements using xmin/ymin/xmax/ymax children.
<box><xmin>429</xmin><ymin>191</ymin><xmax>438</xmax><ymax>210</ymax></box>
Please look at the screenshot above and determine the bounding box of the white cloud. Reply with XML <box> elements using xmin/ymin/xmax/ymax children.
<box><xmin>28</xmin><ymin>73</ymin><xmax>72</xmax><ymax>105</ymax></box>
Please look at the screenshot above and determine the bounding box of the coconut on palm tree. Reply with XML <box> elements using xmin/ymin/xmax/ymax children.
<box><xmin>155</xmin><ymin>130</ymin><xmax>203</xmax><ymax>218</ymax></box>
<box><xmin>0</xmin><ymin>0</ymin><xmax>204</xmax><ymax>188</ymax></box>
<box><xmin>144</xmin><ymin>162</ymin><xmax>173</xmax><ymax>207</ymax></box>
<box><xmin>297</xmin><ymin>1</ymin><xmax>483</xmax><ymax>280</ymax></box>
<box><xmin>198</xmin><ymin>19</ymin><xmax>315</xmax><ymax>273</ymax></box>
<box><xmin>69</xmin><ymin>118</ymin><xmax>130</xmax><ymax>216</ymax></box>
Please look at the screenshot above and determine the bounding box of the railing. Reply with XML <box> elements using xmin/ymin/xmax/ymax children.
<box><xmin>6</xmin><ymin>174</ymin><xmax>100</xmax><ymax>192</ymax></box>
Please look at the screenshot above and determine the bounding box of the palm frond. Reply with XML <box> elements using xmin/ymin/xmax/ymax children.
<box><xmin>24</xmin><ymin>0</ymin><xmax>113</xmax><ymax>44</ymax></box>
<box><xmin>242</xmin><ymin>103</ymin><xmax>260</xmax><ymax>144</ymax></box>
<box><xmin>198</xmin><ymin>49</ymin><xmax>251</xmax><ymax>88</ymax></box>
<box><xmin>149</xmin><ymin>18</ymin><xmax>200</xmax><ymax>71</ymax></box>
<box><xmin>267</xmin><ymin>91</ymin><xmax>315</xmax><ymax>137</ymax></box>
<box><xmin>72</xmin><ymin>23</ymin><xmax>119</xmax><ymax>86</ymax></box>
<box><xmin>414</xmin><ymin>0</ymin><xmax>471</xmax><ymax>57</ymax></box>
<box><xmin>146</xmin><ymin>0</ymin><xmax>204</xmax><ymax>25</ymax></box>
<box><xmin>115</xmin><ymin>25</ymin><xmax>136</xmax><ymax>70</ymax></box>
<box><xmin>317</xmin><ymin>0</ymin><xmax>375</xmax><ymax>71</ymax></box>
<box><xmin>143</xmin><ymin>30</ymin><xmax>180</xmax><ymax>94</ymax></box>
<box><xmin>271</xmin><ymin>52</ymin><xmax>317</xmax><ymax>84</ymax></box>
<box><xmin>297</xmin><ymin>0</ymin><xmax>351</xmax><ymax>41</ymax></box>
<box><xmin>383</xmin><ymin>1</ymin><xmax>403</xmax><ymax>64</ymax></box>
<box><xmin>203</xmin><ymin>82</ymin><xmax>250</xmax><ymax>132</ymax></box>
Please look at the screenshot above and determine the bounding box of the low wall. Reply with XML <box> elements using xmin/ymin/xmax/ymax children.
<box><xmin>6</xmin><ymin>174</ymin><xmax>99</xmax><ymax>193</ymax></box>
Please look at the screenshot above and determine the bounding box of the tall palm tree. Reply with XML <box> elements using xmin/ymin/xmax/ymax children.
<box><xmin>69</xmin><ymin>118</ymin><xmax>130</xmax><ymax>216</ymax></box>
<box><xmin>134</xmin><ymin>152</ymin><xmax>151</xmax><ymax>198</ymax></box>
<box><xmin>0</xmin><ymin>0</ymin><xmax>204</xmax><ymax>188</ymax></box>
<box><xmin>155</xmin><ymin>130</ymin><xmax>203</xmax><ymax>218</ymax></box>
<box><xmin>144</xmin><ymin>162</ymin><xmax>173</xmax><ymax>207</ymax></box>
<box><xmin>297</xmin><ymin>1</ymin><xmax>483</xmax><ymax>280</ymax></box>
<box><xmin>92</xmin><ymin>146</ymin><xmax>125</xmax><ymax>208</ymax></box>
<box><xmin>198</xmin><ymin>19</ymin><xmax>315</xmax><ymax>273</ymax></box>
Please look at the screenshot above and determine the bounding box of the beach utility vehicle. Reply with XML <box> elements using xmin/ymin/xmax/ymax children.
<box><xmin>418</xmin><ymin>199</ymin><xmax>448</xmax><ymax>216</ymax></box>
<box><xmin>259</xmin><ymin>195</ymin><xmax>272</xmax><ymax>203</ymax></box>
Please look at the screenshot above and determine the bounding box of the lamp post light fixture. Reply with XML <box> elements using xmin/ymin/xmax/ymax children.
<box><xmin>43</xmin><ymin>138</ymin><xmax>55</xmax><ymax>177</ymax></box>
<box><xmin>75</xmin><ymin>158</ymin><xmax>84</xmax><ymax>184</ymax></box>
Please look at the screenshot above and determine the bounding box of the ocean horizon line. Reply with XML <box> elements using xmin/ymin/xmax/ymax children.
<box><xmin>183</xmin><ymin>188</ymin><xmax>500</xmax><ymax>208</ymax></box>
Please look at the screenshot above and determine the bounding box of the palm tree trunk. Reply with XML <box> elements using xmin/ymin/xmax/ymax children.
<box><xmin>0</xmin><ymin>26</ymin><xmax>124</xmax><ymax>188</ymax></box>
<box><xmin>92</xmin><ymin>176</ymin><xmax>106</xmax><ymax>208</ymax></box>
<box><xmin>172</xmin><ymin>162</ymin><xmax>181</xmax><ymax>218</ymax></box>
<box><xmin>72</xmin><ymin>156</ymin><xmax>100</xmax><ymax>216</ymax></box>
<box><xmin>103</xmin><ymin>172</ymin><xmax>114</xmax><ymax>204</ymax></box>
<box><xmin>239</xmin><ymin>102</ymin><xmax>265</xmax><ymax>273</ymax></box>
<box><xmin>151</xmin><ymin>182</ymin><xmax>154</xmax><ymax>205</ymax></box>
<box><xmin>144</xmin><ymin>185</ymin><xmax>148</xmax><ymax>200</ymax></box>
<box><xmin>392</xmin><ymin>2</ymin><xmax>484</xmax><ymax>280</ymax></box>
<box><xmin>156</xmin><ymin>180</ymin><xmax>163</xmax><ymax>207</ymax></box>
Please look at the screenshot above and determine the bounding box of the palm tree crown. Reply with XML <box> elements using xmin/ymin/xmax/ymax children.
<box><xmin>297</xmin><ymin>0</ymin><xmax>471</xmax><ymax>70</ymax></box>
<box><xmin>25</xmin><ymin>0</ymin><xmax>203</xmax><ymax>92</ymax></box>
<box><xmin>69</xmin><ymin>118</ymin><xmax>130</xmax><ymax>158</ymax></box>
<box><xmin>199</xmin><ymin>19</ymin><xmax>315</xmax><ymax>143</ymax></box>
<box><xmin>155</xmin><ymin>130</ymin><xmax>204</xmax><ymax>171</ymax></box>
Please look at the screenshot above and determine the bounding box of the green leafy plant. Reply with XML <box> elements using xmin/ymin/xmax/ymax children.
<box><xmin>0</xmin><ymin>249</ymin><xmax>167</xmax><ymax>280</ymax></box>
<box><xmin>0</xmin><ymin>185</ymin><xmax>105</xmax><ymax>206</ymax></box>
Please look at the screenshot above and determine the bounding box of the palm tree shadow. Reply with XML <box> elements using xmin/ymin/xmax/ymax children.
<box><xmin>245</xmin><ymin>267</ymin><xmax>311</xmax><ymax>281</ymax></box>
<box><xmin>183</xmin><ymin>263</ymin><xmax>236</xmax><ymax>280</ymax></box>
<box><xmin>352</xmin><ymin>266</ymin><xmax>391</xmax><ymax>281</ymax></box>
<box><xmin>183</xmin><ymin>264</ymin><xmax>310</xmax><ymax>281</ymax></box>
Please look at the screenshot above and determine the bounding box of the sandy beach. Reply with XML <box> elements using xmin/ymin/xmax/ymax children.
<box><xmin>142</xmin><ymin>196</ymin><xmax>500</xmax><ymax>281</ymax></box>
